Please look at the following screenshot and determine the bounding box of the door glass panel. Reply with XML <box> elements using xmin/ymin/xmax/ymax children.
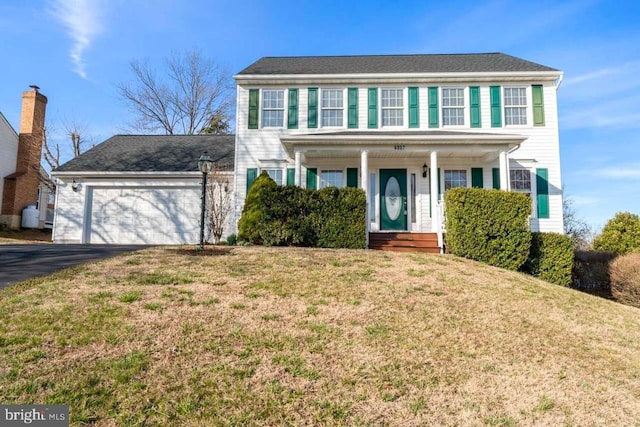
<box><xmin>369</xmin><ymin>172</ymin><xmax>376</xmax><ymax>220</ymax></box>
<box><xmin>385</xmin><ymin>177</ymin><xmax>402</xmax><ymax>221</ymax></box>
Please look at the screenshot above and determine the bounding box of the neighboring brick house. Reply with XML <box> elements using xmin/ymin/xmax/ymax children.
<box><xmin>233</xmin><ymin>53</ymin><xmax>564</xmax><ymax>251</ymax></box>
<box><xmin>1</xmin><ymin>87</ymin><xmax>51</xmax><ymax>229</ymax></box>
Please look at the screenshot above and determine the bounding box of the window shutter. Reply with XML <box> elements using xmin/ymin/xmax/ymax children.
<box><xmin>470</xmin><ymin>86</ymin><xmax>481</xmax><ymax>128</ymax></box>
<box><xmin>428</xmin><ymin>87</ymin><xmax>439</xmax><ymax>128</ymax></box>
<box><xmin>287</xmin><ymin>89</ymin><xmax>298</xmax><ymax>129</ymax></box>
<box><xmin>490</xmin><ymin>86</ymin><xmax>501</xmax><ymax>127</ymax></box>
<box><xmin>532</xmin><ymin>85</ymin><xmax>545</xmax><ymax>126</ymax></box>
<box><xmin>308</xmin><ymin>88</ymin><xmax>318</xmax><ymax>128</ymax></box>
<box><xmin>246</xmin><ymin>168</ymin><xmax>258</xmax><ymax>192</ymax></box>
<box><xmin>471</xmin><ymin>168</ymin><xmax>484</xmax><ymax>188</ymax></box>
<box><xmin>248</xmin><ymin>89</ymin><xmax>259</xmax><ymax>129</ymax></box>
<box><xmin>408</xmin><ymin>87</ymin><xmax>419</xmax><ymax>128</ymax></box>
<box><xmin>536</xmin><ymin>168</ymin><xmax>549</xmax><ymax>218</ymax></box>
<box><xmin>368</xmin><ymin>88</ymin><xmax>378</xmax><ymax>128</ymax></box>
<box><xmin>348</xmin><ymin>88</ymin><xmax>358</xmax><ymax>128</ymax></box>
<box><xmin>306</xmin><ymin>168</ymin><xmax>317</xmax><ymax>190</ymax></box>
<box><xmin>286</xmin><ymin>168</ymin><xmax>295</xmax><ymax>186</ymax></box>
<box><xmin>492</xmin><ymin>168</ymin><xmax>500</xmax><ymax>189</ymax></box>
<box><xmin>346</xmin><ymin>168</ymin><xmax>358</xmax><ymax>188</ymax></box>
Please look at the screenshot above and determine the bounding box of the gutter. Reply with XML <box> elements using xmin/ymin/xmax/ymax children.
<box><xmin>51</xmin><ymin>171</ymin><xmax>232</xmax><ymax>179</ymax></box>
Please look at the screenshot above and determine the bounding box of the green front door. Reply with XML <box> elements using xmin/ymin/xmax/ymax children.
<box><xmin>380</xmin><ymin>169</ymin><xmax>407</xmax><ymax>230</ymax></box>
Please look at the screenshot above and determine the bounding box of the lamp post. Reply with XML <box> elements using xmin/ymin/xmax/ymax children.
<box><xmin>198</xmin><ymin>152</ymin><xmax>214</xmax><ymax>250</ymax></box>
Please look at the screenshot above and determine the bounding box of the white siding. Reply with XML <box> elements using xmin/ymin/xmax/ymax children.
<box><xmin>0</xmin><ymin>113</ymin><xmax>18</xmax><ymax>214</ymax></box>
<box><xmin>234</xmin><ymin>78</ymin><xmax>564</xmax><ymax>234</ymax></box>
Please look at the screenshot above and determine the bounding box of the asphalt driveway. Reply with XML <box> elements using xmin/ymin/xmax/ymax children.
<box><xmin>0</xmin><ymin>244</ymin><xmax>150</xmax><ymax>289</ymax></box>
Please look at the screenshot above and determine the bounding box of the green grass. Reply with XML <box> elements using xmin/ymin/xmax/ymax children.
<box><xmin>0</xmin><ymin>246</ymin><xmax>639</xmax><ymax>425</ymax></box>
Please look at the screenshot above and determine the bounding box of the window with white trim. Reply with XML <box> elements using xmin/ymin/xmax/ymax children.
<box><xmin>444</xmin><ymin>170</ymin><xmax>467</xmax><ymax>191</ymax></box>
<box><xmin>510</xmin><ymin>169</ymin><xmax>531</xmax><ymax>195</ymax></box>
<box><xmin>321</xmin><ymin>89</ymin><xmax>344</xmax><ymax>127</ymax></box>
<box><xmin>442</xmin><ymin>88</ymin><xmax>464</xmax><ymax>126</ymax></box>
<box><xmin>261</xmin><ymin>90</ymin><xmax>284</xmax><ymax>127</ymax></box>
<box><xmin>504</xmin><ymin>87</ymin><xmax>527</xmax><ymax>125</ymax></box>
<box><xmin>381</xmin><ymin>89</ymin><xmax>403</xmax><ymax>126</ymax></box>
<box><xmin>264</xmin><ymin>168</ymin><xmax>283</xmax><ymax>185</ymax></box>
<box><xmin>320</xmin><ymin>170</ymin><xmax>344</xmax><ymax>188</ymax></box>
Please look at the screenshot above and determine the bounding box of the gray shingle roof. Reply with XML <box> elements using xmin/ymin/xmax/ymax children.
<box><xmin>237</xmin><ymin>53</ymin><xmax>558</xmax><ymax>76</ymax></box>
<box><xmin>54</xmin><ymin>134</ymin><xmax>235</xmax><ymax>173</ymax></box>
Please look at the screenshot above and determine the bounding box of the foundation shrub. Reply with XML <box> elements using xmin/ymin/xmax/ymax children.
<box><xmin>523</xmin><ymin>232</ymin><xmax>574</xmax><ymax>286</ymax></box>
<box><xmin>445</xmin><ymin>188</ymin><xmax>531</xmax><ymax>271</ymax></box>
<box><xmin>593</xmin><ymin>212</ymin><xmax>640</xmax><ymax>255</ymax></box>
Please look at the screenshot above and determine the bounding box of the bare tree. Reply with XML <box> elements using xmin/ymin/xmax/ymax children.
<box><xmin>563</xmin><ymin>196</ymin><xmax>594</xmax><ymax>250</ymax></box>
<box><xmin>42</xmin><ymin>119</ymin><xmax>90</xmax><ymax>171</ymax></box>
<box><xmin>118</xmin><ymin>49</ymin><xmax>234</xmax><ymax>135</ymax></box>
<box><xmin>206</xmin><ymin>164</ymin><xmax>233</xmax><ymax>244</ymax></box>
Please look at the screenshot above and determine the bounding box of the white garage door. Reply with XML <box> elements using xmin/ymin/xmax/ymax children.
<box><xmin>88</xmin><ymin>187</ymin><xmax>201</xmax><ymax>244</ymax></box>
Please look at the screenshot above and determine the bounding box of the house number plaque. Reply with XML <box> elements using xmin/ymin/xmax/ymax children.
<box><xmin>393</xmin><ymin>145</ymin><xmax>405</xmax><ymax>151</ymax></box>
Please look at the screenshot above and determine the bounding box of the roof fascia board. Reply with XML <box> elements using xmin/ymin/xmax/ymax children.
<box><xmin>51</xmin><ymin>171</ymin><xmax>232</xmax><ymax>178</ymax></box>
<box><xmin>234</xmin><ymin>71</ymin><xmax>563</xmax><ymax>85</ymax></box>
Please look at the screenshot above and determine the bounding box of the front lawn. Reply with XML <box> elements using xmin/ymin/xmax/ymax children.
<box><xmin>1</xmin><ymin>246</ymin><xmax>639</xmax><ymax>425</ymax></box>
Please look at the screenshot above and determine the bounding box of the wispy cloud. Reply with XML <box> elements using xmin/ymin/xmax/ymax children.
<box><xmin>49</xmin><ymin>0</ymin><xmax>103</xmax><ymax>79</ymax></box>
<box><xmin>595</xmin><ymin>165</ymin><xmax>640</xmax><ymax>179</ymax></box>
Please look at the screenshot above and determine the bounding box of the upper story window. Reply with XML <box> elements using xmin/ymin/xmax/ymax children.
<box><xmin>444</xmin><ymin>170</ymin><xmax>467</xmax><ymax>191</ymax></box>
<box><xmin>262</xmin><ymin>90</ymin><xmax>285</xmax><ymax>128</ymax></box>
<box><xmin>442</xmin><ymin>88</ymin><xmax>464</xmax><ymax>126</ymax></box>
<box><xmin>264</xmin><ymin>168</ymin><xmax>283</xmax><ymax>185</ymax></box>
<box><xmin>321</xmin><ymin>89</ymin><xmax>344</xmax><ymax>127</ymax></box>
<box><xmin>320</xmin><ymin>170</ymin><xmax>344</xmax><ymax>188</ymax></box>
<box><xmin>510</xmin><ymin>169</ymin><xmax>531</xmax><ymax>195</ymax></box>
<box><xmin>381</xmin><ymin>89</ymin><xmax>403</xmax><ymax>126</ymax></box>
<box><xmin>504</xmin><ymin>87</ymin><xmax>527</xmax><ymax>125</ymax></box>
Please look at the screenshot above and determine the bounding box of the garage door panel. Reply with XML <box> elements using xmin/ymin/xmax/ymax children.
<box><xmin>89</xmin><ymin>187</ymin><xmax>201</xmax><ymax>244</ymax></box>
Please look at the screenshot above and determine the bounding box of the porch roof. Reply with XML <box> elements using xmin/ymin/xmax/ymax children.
<box><xmin>280</xmin><ymin>130</ymin><xmax>526</xmax><ymax>158</ymax></box>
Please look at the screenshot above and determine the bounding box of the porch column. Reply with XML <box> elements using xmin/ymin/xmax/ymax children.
<box><xmin>499</xmin><ymin>150</ymin><xmax>509</xmax><ymax>190</ymax></box>
<box><xmin>361</xmin><ymin>150</ymin><xmax>369</xmax><ymax>246</ymax></box>
<box><xmin>294</xmin><ymin>151</ymin><xmax>302</xmax><ymax>186</ymax></box>
<box><xmin>430</xmin><ymin>150</ymin><xmax>439</xmax><ymax>232</ymax></box>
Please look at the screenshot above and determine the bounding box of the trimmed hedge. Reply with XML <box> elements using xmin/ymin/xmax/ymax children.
<box><xmin>238</xmin><ymin>173</ymin><xmax>366</xmax><ymax>249</ymax></box>
<box><xmin>523</xmin><ymin>232</ymin><xmax>574</xmax><ymax>286</ymax></box>
<box><xmin>445</xmin><ymin>188</ymin><xmax>532</xmax><ymax>270</ymax></box>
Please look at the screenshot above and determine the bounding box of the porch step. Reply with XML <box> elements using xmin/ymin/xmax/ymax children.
<box><xmin>369</xmin><ymin>232</ymin><xmax>441</xmax><ymax>254</ymax></box>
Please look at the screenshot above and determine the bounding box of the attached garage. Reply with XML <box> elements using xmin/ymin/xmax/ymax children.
<box><xmin>52</xmin><ymin>135</ymin><xmax>234</xmax><ymax>245</ymax></box>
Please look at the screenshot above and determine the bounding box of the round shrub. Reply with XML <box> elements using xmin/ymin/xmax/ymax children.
<box><xmin>610</xmin><ymin>252</ymin><xmax>640</xmax><ymax>308</ymax></box>
<box><xmin>593</xmin><ymin>212</ymin><xmax>640</xmax><ymax>254</ymax></box>
<box><xmin>237</xmin><ymin>171</ymin><xmax>278</xmax><ymax>244</ymax></box>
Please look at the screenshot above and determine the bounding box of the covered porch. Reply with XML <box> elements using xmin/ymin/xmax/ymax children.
<box><xmin>280</xmin><ymin>131</ymin><xmax>526</xmax><ymax>251</ymax></box>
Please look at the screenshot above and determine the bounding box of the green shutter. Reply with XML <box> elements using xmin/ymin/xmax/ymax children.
<box><xmin>306</xmin><ymin>168</ymin><xmax>317</xmax><ymax>190</ymax></box>
<box><xmin>470</xmin><ymin>86</ymin><xmax>481</xmax><ymax>128</ymax></box>
<box><xmin>471</xmin><ymin>168</ymin><xmax>484</xmax><ymax>188</ymax></box>
<box><xmin>346</xmin><ymin>168</ymin><xmax>358</xmax><ymax>188</ymax></box>
<box><xmin>287</xmin><ymin>89</ymin><xmax>298</xmax><ymax>129</ymax></box>
<box><xmin>348</xmin><ymin>88</ymin><xmax>358</xmax><ymax>128</ymax></box>
<box><xmin>408</xmin><ymin>87</ymin><xmax>419</xmax><ymax>128</ymax></box>
<box><xmin>428</xmin><ymin>87</ymin><xmax>439</xmax><ymax>128</ymax></box>
<box><xmin>246</xmin><ymin>168</ymin><xmax>258</xmax><ymax>192</ymax></box>
<box><xmin>492</xmin><ymin>168</ymin><xmax>500</xmax><ymax>189</ymax></box>
<box><xmin>248</xmin><ymin>89</ymin><xmax>259</xmax><ymax>129</ymax></box>
<box><xmin>286</xmin><ymin>168</ymin><xmax>295</xmax><ymax>186</ymax></box>
<box><xmin>536</xmin><ymin>168</ymin><xmax>549</xmax><ymax>219</ymax></box>
<box><xmin>308</xmin><ymin>88</ymin><xmax>318</xmax><ymax>128</ymax></box>
<box><xmin>490</xmin><ymin>86</ymin><xmax>501</xmax><ymax>127</ymax></box>
<box><xmin>532</xmin><ymin>85</ymin><xmax>545</xmax><ymax>126</ymax></box>
<box><xmin>368</xmin><ymin>88</ymin><xmax>378</xmax><ymax>128</ymax></box>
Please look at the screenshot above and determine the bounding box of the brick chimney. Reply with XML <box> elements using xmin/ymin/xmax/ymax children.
<box><xmin>1</xmin><ymin>87</ymin><xmax>48</xmax><ymax>228</ymax></box>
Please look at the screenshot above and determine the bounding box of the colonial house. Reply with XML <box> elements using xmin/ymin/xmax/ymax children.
<box><xmin>233</xmin><ymin>53</ymin><xmax>564</xmax><ymax>251</ymax></box>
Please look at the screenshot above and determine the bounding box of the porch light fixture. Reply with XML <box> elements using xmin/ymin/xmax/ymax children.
<box><xmin>422</xmin><ymin>163</ymin><xmax>428</xmax><ymax>178</ymax></box>
<box><xmin>198</xmin><ymin>152</ymin><xmax>214</xmax><ymax>250</ymax></box>
<box><xmin>71</xmin><ymin>180</ymin><xmax>80</xmax><ymax>192</ymax></box>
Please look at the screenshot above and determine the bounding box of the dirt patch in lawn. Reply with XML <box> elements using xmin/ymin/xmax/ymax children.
<box><xmin>0</xmin><ymin>228</ymin><xmax>52</xmax><ymax>244</ymax></box>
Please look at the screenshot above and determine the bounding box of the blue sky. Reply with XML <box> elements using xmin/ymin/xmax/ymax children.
<box><xmin>1</xmin><ymin>0</ymin><xmax>639</xmax><ymax>229</ymax></box>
